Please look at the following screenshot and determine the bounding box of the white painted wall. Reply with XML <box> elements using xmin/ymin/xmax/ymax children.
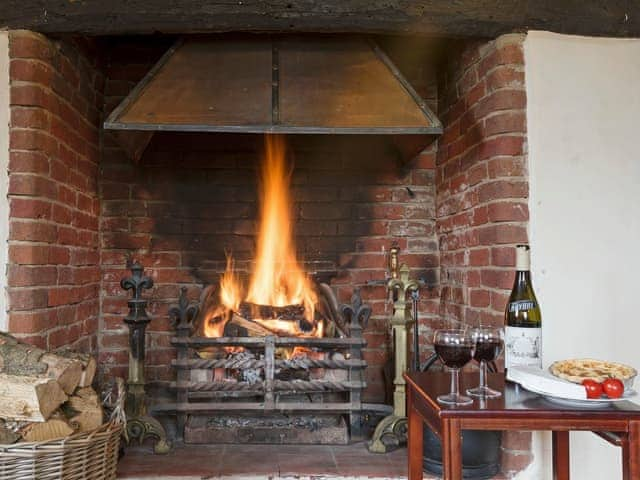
<box><xmin>0</xmin><ymin>32</ymin><xmax>9</xmax><ymax>332</ymax></box>
<box><xmin>523</xmin><ymin>30</ymin><xmax>640</xmax><ymax>480</ymax></box>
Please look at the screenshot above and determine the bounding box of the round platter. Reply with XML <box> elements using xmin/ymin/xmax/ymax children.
<box><xmin>522</xmin><ymin>383</ymin><xmax>638</xmax><ymax>408</ymax></box>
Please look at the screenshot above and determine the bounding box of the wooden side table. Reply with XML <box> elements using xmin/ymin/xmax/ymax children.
<box><xmin>405</xmin><ymin>371</ymin><xmax>640</xmax><ymax>480</ymax></box>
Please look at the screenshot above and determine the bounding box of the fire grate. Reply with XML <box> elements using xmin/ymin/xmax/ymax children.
<box><xmin>156</xmin><ymin>286</ymin><xmax>370</xmax><ymax>444</ymax></box>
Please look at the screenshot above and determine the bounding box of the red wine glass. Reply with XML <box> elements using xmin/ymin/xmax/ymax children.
<box><xmin>467</xmin><ymin>326</ymin><xmax>504</xmax><ymax>398</ymax></box>
<box><xmin>433</xmin><ymin>329</ymin><xmax>475</xmax><ymax>406</ymax></box>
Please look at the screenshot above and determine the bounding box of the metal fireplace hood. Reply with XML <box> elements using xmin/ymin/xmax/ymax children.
<box><xmin>104</xmin><ymin>36</ymin><xmax>442</xmax><ymax>135</ymax></box>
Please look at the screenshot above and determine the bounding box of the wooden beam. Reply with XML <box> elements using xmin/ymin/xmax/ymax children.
<box><xmin>0</xmin><ymin>1</ymin><xmax>638</xmax><ymax>38</ymax></box>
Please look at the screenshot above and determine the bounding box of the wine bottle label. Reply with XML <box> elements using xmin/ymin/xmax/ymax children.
<box><xmin>508</xmin><ymin>300</ymin><xmax>537</xmax><ymax>313</ymax></box>
<box><xmin>505</xmin><ymin>326</ymin><xmax>542</xmax><ymax>368</ymax></box>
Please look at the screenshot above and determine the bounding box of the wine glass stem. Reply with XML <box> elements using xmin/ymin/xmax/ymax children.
<box><xmin>480</xmin><ymin>360</ymin><xmax>487</xmax><ymax>389</ymax></box>
<box><xmin>451</xmin><ymin>368</ymin><xmax>459</xmax><ymax>397</ymax></box>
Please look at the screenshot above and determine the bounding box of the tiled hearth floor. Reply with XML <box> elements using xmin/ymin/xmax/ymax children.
<box><xmin>117</xmin><ymin>443</ymin><xmax>421</xmax><ymax>480</ymax></box>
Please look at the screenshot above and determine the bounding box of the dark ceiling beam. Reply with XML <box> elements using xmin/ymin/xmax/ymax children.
<box><xmin>0</xmin><ymin>1</ymin><xmax>638</xmax><ymax>38</ymax></box>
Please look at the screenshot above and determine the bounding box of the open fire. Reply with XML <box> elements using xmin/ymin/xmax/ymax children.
<box><xmin>165</xmin><ymin>135</ymin><xmax>368</xmax><ymax>444</ymax></box>
<box><xmin>202</xmin><ymin>135</ymin><xmax>323</xmax><ymax>341</ymax></box>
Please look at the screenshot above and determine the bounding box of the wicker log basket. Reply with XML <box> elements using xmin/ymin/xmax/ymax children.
<box><xmin>0</xmin><ymin>379</ymin><xmax>125</xmax><ymax>480</ymax></box>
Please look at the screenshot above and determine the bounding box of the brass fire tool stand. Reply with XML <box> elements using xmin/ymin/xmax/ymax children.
<box><xmin>368</xmin><ymin>248</ymin><xmax>420</xmax><ymax>453</ymax></box>
<box><xmin>121</xmin><ymin>263</ymin><xmax>171</xmax><ymax>454</ymax></box>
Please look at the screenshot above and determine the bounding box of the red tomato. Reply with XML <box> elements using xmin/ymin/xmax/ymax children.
<box><xmin>602</xmin><ymin>378</ymin><xmax>624</xmax><ymax>399</ymax></box>
<box><xmin>582</xmin><ymin>379</ymin><xmax>603</xmax><ymax>399</ymax></box>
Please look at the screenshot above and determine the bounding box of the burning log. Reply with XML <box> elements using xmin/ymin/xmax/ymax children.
<box><xmin>237</xmin><ymin>302</ymin><xmax>305</xmax><ymax>322</ymax></box>
<box><xmin>228</xmin><ymin>313</ymin><xmax>274</xmax><ymax>337</ymax></box>
<box><xmin>225</xmin><ymin>305</ymin><xmax>315</xmax><ymax>338</ymax></box>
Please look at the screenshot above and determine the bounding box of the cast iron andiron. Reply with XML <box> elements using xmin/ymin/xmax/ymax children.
<box><xmin>368</xmin><ymin>248</ymin><xmax>420</xmax><ymax>453</ymax></box>
<box><xmin>121</xmin><ymin>262</ymin><xmax>171</xmax><ymax>454</ymax></box>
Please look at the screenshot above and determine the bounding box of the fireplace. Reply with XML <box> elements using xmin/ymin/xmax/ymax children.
<box><xmin>96</xmin><ymin>35</ymin><xmax>445</xmax><ymax>414</ymax></box>
<box><xmin>96</xmin><ymin>34</ymin><xmax>446</xmax><ymax>444</ymax></box>
<box><xmin>4</xmin><ymin>26</ymin><xmax>532</xmax><ymax>476</ymax></box>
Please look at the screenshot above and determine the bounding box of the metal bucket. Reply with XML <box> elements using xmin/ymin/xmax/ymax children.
<box><xmin>422</xmin><ymin>428</ymin><xmax>502</xmax><ymax>479</ymax></box>
<box><xmin>421</xmin><ymin>353</ymin><xmax>502</xmax><ymax>479</ymax></box>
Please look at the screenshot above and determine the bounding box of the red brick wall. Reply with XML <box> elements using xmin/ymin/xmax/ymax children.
<box><xmin>436</xmin><ymin>34</ymin><xmax>531</xmax><ymax>474</ymax></box>
<box><xmin>7</xmin><ymin>31</ymin><xmax>103</xmax><ymax>352</ymax></box>
<box><xmin>437</xmin><ymin>34</ymin><xmax>528</xmax><ymax>329</ymax></box>
<box><xmin>98</xmin><ymin>38</ymin><xmax>440</xmax><ymax>402</ymax></box>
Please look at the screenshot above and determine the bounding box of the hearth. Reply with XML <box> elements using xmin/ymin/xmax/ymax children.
<box><xmin>159</xmin><ymin>285</ymin><xmax>370</xmax><ymax>444</ymax></box>
<box><xmin>137</xmin><ymin>134</ymin><xmax>371</xmax><ymax>444</ymax></box>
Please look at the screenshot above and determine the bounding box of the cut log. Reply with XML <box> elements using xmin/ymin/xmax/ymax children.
<box><xmin>62</xmin><ymin>387</ymin><xmax>104</xmax><ymax>433</ymax></box>
<box><xmin>232</xmin><ymin>303</ymin><xmax>316</xmax><ymax>336</ymax></box>
<box><xmin>0</xmin><ymin>374</ymin><xmax>67</xmax><ymax>422</ymax></box>
<box><xmin>40</xmin><ymin>353</ymin><xmax>83</xmax><ymax>395</ymax></box>
<box><xmin>55</xmin><ymin>349</ymin><xmax>97</xmax><ymax>388</ymax></box>
<box><xmin>238</xmin><ymin>302</ymin><xmax>305</xmax><ymax>321</ymax></box>
<box><xmin>0</xmin><ymin>332</ymin><xmax>48</xmax><ymax>376</ymax></box>
<box><xmin>63</xmin><ymin>387</ymin><xmax>101</xmax><ymax>414</ymax></box>
<box><xmin>0</xmin><ymin>420</ymin><xmax>21</xmax><ymax>444</ymax></box>
<box><xmin>20</xmin><ymin>415</ymin><xmax>75</xmax><ymax>442</ymax></box>
<box><xmin>67</xmin><ymin>410</ymin><xmax>103</xmax><ymax>434</ymax></box>
<box><xmin>229</xmin><ymin>313</ymin><xmax>275</xmax><ymax>337</ymax></box>
<box><xmin>0</xmin><ymin>333</ymin><xmax>83</xmax><ymax>394</ymax></box>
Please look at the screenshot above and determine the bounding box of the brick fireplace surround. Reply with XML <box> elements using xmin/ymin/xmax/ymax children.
<box><xmin>5</xmin><ymin>30</ymin><xmax>530</xmax><ymax>477</ymax></box>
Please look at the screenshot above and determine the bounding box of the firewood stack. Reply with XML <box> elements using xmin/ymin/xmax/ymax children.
<box><xmin>0</xmin><ymin>333</ymin><xmax>102</xmax><ymax>444</ymax></box>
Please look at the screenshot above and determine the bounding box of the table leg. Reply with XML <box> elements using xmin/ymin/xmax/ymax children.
<box><xmin>442</xmin><ymin>418</ymin><xmax>463</xmax><ymax>480</ymax></box>
<box><xmin>552</xmin><ymin>431</ymin><xmax>570</xmax><ymax>480</ymax></box>
<box><xmin>408</xmin><ymin>391</ymin><xmax>423</xmax><ymax>480</ymax></box>
<box><xmin>622</xmin><ymin>421</ymin><xmax>640</xmax><ymax>480</ymax></box>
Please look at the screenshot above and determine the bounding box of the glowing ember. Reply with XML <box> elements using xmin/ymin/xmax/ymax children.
<box><xmin>204</xmin><ymin>134</ymin><xmax>320</xmax><ymax>338</ymax></box>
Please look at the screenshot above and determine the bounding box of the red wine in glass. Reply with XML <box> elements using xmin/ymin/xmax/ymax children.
<box><xmin>435</xmin><ymin>343</ymin><xmax>475</xmax><ymax>369</ymax></box>
<box><xmin>467</xmin><ymin>327</ymin><xmax>504</xmax><ymax>398</ymax></box>
<box><xmin>474</xmin><ymin>338</ymin><xmax>503</xmax><ymax>362</ymax></box>
<box><xmin>433</xmin><ymin>329</ymin><xmax>475</xmax><ymax>406</ymax></box>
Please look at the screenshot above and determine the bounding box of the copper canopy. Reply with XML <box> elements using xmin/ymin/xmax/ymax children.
<box><xmin>104</xmin><ymin>36</ymin><xmax>442</xmax><ymax>135</ymax></box>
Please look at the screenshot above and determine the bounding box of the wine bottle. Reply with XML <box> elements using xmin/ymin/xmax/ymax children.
<box><xmin>505</xmin><ymin>244</ymin><xmax>542</xmax><ymax>369</ymax></box>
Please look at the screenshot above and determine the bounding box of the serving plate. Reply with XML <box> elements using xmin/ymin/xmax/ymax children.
<box><xmin>522</xmin><ymin>383</ymin><xmax>638</xmax><ymax>408</ymax></box>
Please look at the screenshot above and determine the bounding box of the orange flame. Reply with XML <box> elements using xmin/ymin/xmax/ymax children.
<box><xmin>209</xmin><ymin>134</ymin><xmax>319</xmax><ymax>337</ymax></box>
<box><xmin>219</xmin><ymin>254</ymin><xmax>241</xmax><ymax>312</ymax></box>
<box><xmin>246</xmin><ymin>135</ymin><xmax>317</xmax><ymax>319</ymax></box>
<box><xmin>203</xmin><ymin>307</ymin><xmax>228</xmax><ymax>338</ymax></box>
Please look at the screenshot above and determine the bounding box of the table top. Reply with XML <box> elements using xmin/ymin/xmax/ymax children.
<box><xmin>405</xmin><ymin>371</ymin><xmax>640</xmax><ymax>420</ymax></box>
